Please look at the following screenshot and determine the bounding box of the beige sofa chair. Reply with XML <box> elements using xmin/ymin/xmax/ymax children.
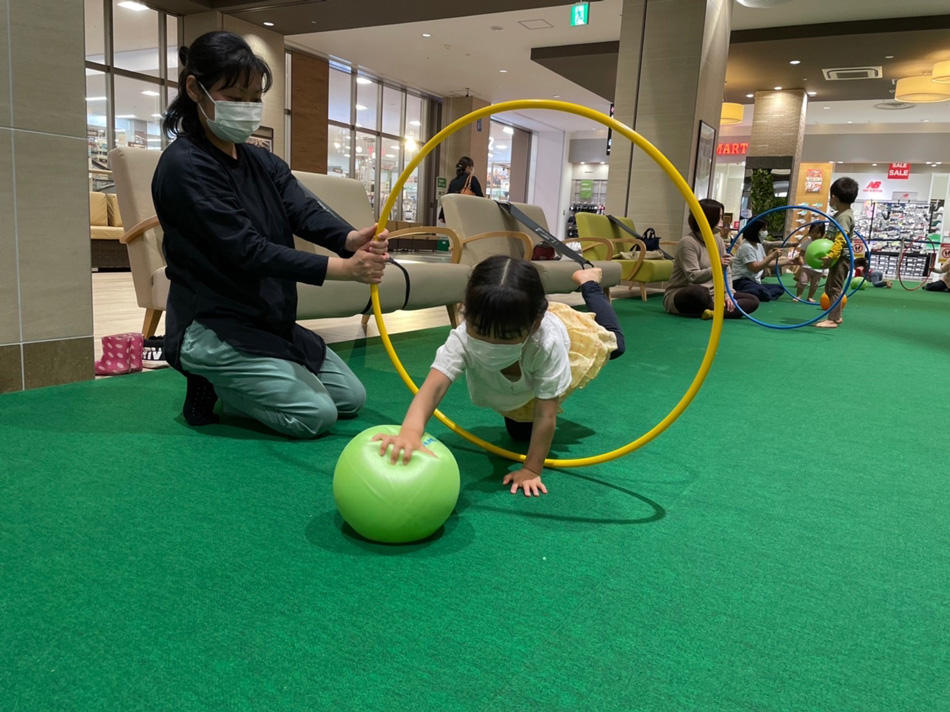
<box><xmin>90</xmin><ymin>191</ymin><xmax>129</xmax><ymax>270</ymax></box>
<box><xmin>109</xmin><ymin>147</ymin><xmax>470</xmax><ymax>337</ymax></box>
<box><xmin>440</xmin><ymin>194</ymin><xmax>621</xmax><ymax>293</ymax></box>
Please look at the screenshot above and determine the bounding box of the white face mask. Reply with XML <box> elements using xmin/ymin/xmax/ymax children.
<box><xmin>759</xmin><ymin>231</ymin><xmax>769</xmax><ymax>239</ymax></box>
<box><xmin>466</xmin><ymin>333</ymin><xmax>524</xmax><ymax>370</ymax></box>
<box><xmin>198</xmin><ymin>83</ymin><xmax>262</xmax><ymax>144</ymax></box>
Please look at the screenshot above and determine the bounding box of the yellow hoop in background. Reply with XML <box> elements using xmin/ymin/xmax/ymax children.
<box><xmin>370</xmin><ymin>100</ymin><xmax>723</xmax><ymax>468</ymax></box>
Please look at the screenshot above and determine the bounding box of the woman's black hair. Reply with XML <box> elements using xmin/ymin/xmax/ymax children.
<box><xmin>743</xmin><ymin>219</ymin><xmax>767</xmax><ymax>244</ymax></box>
<box><xmin>688</xmin><ymin>198</ymin><xmax>724</xmax><ymax>237</ymax></box>
<box><xmin>455</xmin><ymin>156</ymin><xmax>475</xmax><ymax>178</ymax></box>
<box><xmin>162</xmin><ymin>31</ymin><xmax>273</xmax><ymax>139</ymax></box>
<box><xmin>464</xmin><ymin>256</ymin><xmax>547</xmax><ymax>340</ymax></box>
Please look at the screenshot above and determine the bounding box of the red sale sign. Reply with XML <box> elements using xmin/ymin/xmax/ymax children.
<box><xmin>888</xmin><ymin>162</ymin><xmax>911</xmax><ymax>179</ymax></box>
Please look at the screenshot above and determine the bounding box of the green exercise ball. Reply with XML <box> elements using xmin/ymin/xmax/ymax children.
<box><xmin>805</xmin><ymin>238</ymin><xmax>834</xmax><ymax>269</ymax></box>
<box><xmin>333</xmin><ymin>424</ymin><xmax>460</xmax><ymax>544</ymax></box>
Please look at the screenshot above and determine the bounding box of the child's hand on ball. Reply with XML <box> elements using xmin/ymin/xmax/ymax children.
<box><xmin>372</xmin><ymin>431</ymin><xmax>434</xmax><ymax>464</ymax></box>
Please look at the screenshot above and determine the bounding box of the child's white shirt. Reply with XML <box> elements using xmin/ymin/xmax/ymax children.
<box><xmin>431</xmin><ymin>311</ymin><xmax>573</xmax><ymax>413</ymax></box>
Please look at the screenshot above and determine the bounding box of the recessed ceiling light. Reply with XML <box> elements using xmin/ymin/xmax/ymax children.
<box><xmin>823</xmin><ymin>106</ymin><xmax>831</xmax><ymax>110</ymax></box>
<box><xmin>355</xmin><ymin>104</ymin><xmax>367</xmax><ymax>111</ymax></box>
<box><xmin>356</xmin><ymin>77</ymin><xmax>372</xmax><ymax>85</ymax></box>
<box><xmin>117</xmin><ymin>1</ymin><xmax>148</xmax><ymax>11</ymax></box>
<box><xmin>847</xmin><ymin>120</ymin><xmax>853</xmax><ymax>124</ymax></box>
<box><xmin>872</xmin><ymin>163</ymin><xmax>877</xmax><ymax>166</ymax></box>
<box><xmin>789</xmin><ymin>60</ymin><xmax>801</xmax><ymax>65</ymax></box>
<box><xmin>263</xmin><ymin>21</ymin><xmax>274</xmax><ymax>27</ymax></box>
<box><xmin>774</xmin><ymin>86</ymin><xmax>782</xmax><ymax>91</ymax></box>
<box><xmin>807</xmin><ymin>91</ymin><xmax>817</xmax><ymax>96</ymax></box>
<box><xmin>553</xmin><ymin>94</ymin><xmax>560</xmax><ymax>98</ymax></box>
<box><xmin>600</xmin><ymin>162</ymin><xmax>607</xmax><ymax>165</ymax></box>
<box><xmin>745</xmin><ymin>93</ymin><xmax>754</xmax><ymax>98</ymax></box>
<box><xmin>408</xmin><ymin>120</ymin><xmax>421</xmax><ymax>127</ymax></box>
<box><xmin>499</xmin><ymin>69</ymin><xmax>508</xmax><ymax>73</ymax></box>
<box><xmin>151</xmin><ymin>113</ymin><xmax>162</xmax><ymax>118</ymax></box>
<box><xmin>421</xmin><ymin>33</ymin><xmax>431</xmax><ymax>38</ymax></box>
<box><xmin>923</xmin><ymin>119</ymin><xmax>930</xmax><ymax>122</ymax></box>
<box><xmin>141</xmin><ymin>90</ymin><xmax>160</xmax><ymax>97</ymax></box>
<box><xmin>85</xmin><ymin>96</ymin><xmax>106</xmax><ymax>102</ymax></box>
<box><xmin>115</xmin><ymin>114</ymin><xmax>136</xmax><ymax>119</ymax></box>
<box><xmin>885</xmin><ymin>55</ymin><xmax>894</xmax><ymax>59</ymax></box>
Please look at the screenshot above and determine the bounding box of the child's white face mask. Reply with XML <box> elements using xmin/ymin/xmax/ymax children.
<box><xmin>467</xmin><ymin>336</ymin><xmax>524</xmax><ymax>370</ymax></box>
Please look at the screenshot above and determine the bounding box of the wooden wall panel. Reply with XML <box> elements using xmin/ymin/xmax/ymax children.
<box><xmin>291</xmin><ymin>52</ymin><xmax>329</xmax><ymax>173</ymax></box>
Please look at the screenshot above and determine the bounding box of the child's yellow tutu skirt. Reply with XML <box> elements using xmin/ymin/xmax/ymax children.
<box><xmin>501</xmin><ymin>301</ymin><xmax>617</xmax><ymax>423</ymax></box>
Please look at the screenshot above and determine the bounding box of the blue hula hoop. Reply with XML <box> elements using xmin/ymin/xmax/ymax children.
<box><xmin>725</xmin><ymin>205</ymin><xmax>854</xmax><ymax>329</ymax></box>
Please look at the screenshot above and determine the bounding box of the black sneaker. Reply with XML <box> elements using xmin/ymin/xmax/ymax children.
<box><xmin>143</xmin><ymin>335</ymin><xmax>168</xmax><ymax>369</ymax></box>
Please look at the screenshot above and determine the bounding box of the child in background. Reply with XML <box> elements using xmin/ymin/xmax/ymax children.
<box><xmin>816</xmin><ymin>177</ymin><xmax>859</xmax><ymax>328</ymax></box>
<box><xmin>794</xmin><ymin>222</ymin><xmax>827</xmax><ymax>303</ymax></box>
<box><xmin>373</xmin><ymin>256</ymin><xmax>625</xmax><ymax>497</ymax></box>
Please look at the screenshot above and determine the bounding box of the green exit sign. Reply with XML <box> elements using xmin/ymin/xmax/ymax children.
<box><xmin>570</xmin><ymin>2</ymin><xmax>590</xmax><ymax>27</ymax></box>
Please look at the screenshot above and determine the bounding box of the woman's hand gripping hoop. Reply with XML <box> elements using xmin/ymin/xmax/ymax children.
<box><xmin>368</xmin><ymin>100</ymin><xmax>724</xmax><ymax>469</ymax></box>
<box><xmin>725</xmin><ymin>204</ymin><xmax>855</xmax><ymax>330</ymax></box>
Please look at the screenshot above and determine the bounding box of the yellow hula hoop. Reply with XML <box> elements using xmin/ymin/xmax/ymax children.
<box><xmin>370</xmin><ymin>100</ymin><xmax>723</xmax><ymax>468</ymax></box>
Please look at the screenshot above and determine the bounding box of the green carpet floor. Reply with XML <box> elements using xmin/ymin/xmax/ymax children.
<box><xmin>2</xmin><ymin>286</ymin><xmax>949</xmax><ymax>711</ymax></box>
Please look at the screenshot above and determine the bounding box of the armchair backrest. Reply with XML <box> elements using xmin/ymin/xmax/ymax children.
<box><xmin>575</xmin><ymin>212</ymin><xmax>639</xmax><ymax>242</ymax></box>
<box><xmin>291</xmin><ymin>172</ymin><xmax>373</xmax><ymax>255</ymax></box>
<box><xmin>441</xmin><ymin>194</ymin><xmax>552</xmax><ymax>265</ymax></box>
<box><xmin>108</xmin><ymin>147</ymin><xmax>164</xmax><ymax>309</ymax></box>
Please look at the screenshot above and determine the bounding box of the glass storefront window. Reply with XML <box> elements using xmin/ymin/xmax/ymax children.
<box><xmin>378</xmin><ymin>137</ymin><xmax>402</xmax><ymax>218</ymax></box>
<box><xmin>355</xmin><ymin>76</ymin><xmax>378</xmax><ymax>131</ymax></box>
<box><xmin>328</xmin><ymin>125</ymin><xmax>352</xmax><ymax>178</ymax></box>
<box><xmin>167</xmin><ymin>14</ymin><xmax>178</xmax><ymax>79</ymax></box>
<box><xmin>114</xmin><ymin>75</ymin><xmax>163</xmax><ymax>150</ymax></box>
<box><xmin>487</xmin><ymin>121</ymin><xmax>513</xmax><ymax>200</ymax></box>
<box><xmin>86</xmin><ymin>70</ymin><xmax>109</xmax><ymax>178</ymax></box>
<box><xmin>112</xmin><ymin>0</ymin><xmax>160</xmax><ymax>76</ymax></box>
<box><xmin>85</xmin><ymin>0</ymin><xmax>105</xmax><ymax>64</ymax></box>
<box><xmin>405</xmin><ymin>94</ymin><xmax>423</xmax><ymax>141</ymax></box>
<box><xmin>354</xmin><ymin>131</ymin><xmax>378</xmax><ymax>213</ymax></box>
<box><xmin>382</xmin><ymin>86</ymin><xmax>402</xmax><ymax>137</ymax></box>
<box><xmin>329</xmin><ymin>68</ymin><xmax>351</xmax><ymax>124</ymax></box>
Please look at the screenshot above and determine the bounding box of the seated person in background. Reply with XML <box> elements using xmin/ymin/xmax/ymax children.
<box><xmin>663</xmin><ymin>199</ymin><xmax>760</xmax><ymax>320</ymax></box>
<box><xmin>731</xmin><ymin>219</ymin><xmax>787</xmax><ymax>302</ymax></box>
<box><xmin>924</xmin><ymin>257</ymin><xmax>950</xmax><ymax>292</ymax></box>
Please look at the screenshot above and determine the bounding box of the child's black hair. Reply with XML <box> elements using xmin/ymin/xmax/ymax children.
<box><xmin>455</xmin><ymin>156</ymin><xmax>475</xmax><ymax>177</ymax></box>
<box><xmin>688</xmin><ymin>198</ymin><xmax>724</xmax><ymax>236</ymax></box>
<box><xmin>830</xmin><ymin>177</ymin><xmax>859</xmax><ymax>205</ymax></box>
<box><xmin>743</xmin><ymin>219</ymin><xmax>767</xmax><ymax>244</ymax></box>
<box><xmin>464</xmin><ymin>256</ymin><xmax>547</xmax><ymax>340</ymax></box>
<box><xmin>163</xmin><ymin>31</ymin><xmax>273</xmax><ymax>139</ymax></box>
<box><xmin>808</xmin><ymin>222</ymin><xmax>827</xmax><ymax>237</ymax></box>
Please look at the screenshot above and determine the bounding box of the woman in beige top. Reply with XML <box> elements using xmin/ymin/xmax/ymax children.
<box><xmin>663</xmin><ymin>198</ymin><xmax>761</xmax><ymax>319</ymax></box>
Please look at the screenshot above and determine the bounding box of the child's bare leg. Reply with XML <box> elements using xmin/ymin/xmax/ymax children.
<box><xmin>572</xmin><ymin>267</ymin><xmax>603</xmax><ymax>286</ymax></box>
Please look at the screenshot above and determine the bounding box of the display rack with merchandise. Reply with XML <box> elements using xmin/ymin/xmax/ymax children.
<box><xmin>855</xmin><ymin>199</ymin><xmax>941</xmax><ymax>279</ymax></box>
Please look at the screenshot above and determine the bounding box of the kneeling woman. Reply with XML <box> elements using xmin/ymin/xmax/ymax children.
<box><xmin>373</xmin><ymin>257</ymin><xmax>625</xmax><ymax>497</ymax></box>
<box><xmin>663</xmin><ymin>199</ymin><xmax>760</xmax><ymax>319</ymax></box>
<box><xmin>153</xmin><ymin>32</ymin><xmax>389</xmax><ymax>438</ymax></box>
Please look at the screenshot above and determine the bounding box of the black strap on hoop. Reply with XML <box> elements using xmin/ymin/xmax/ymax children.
<box><xmin>302</xmin><ymin>185</ymin><xmax>411</xmax><ymax>311</ymax></box>
<box><xmin>606</xmin><ymin>214</ymin><xmax>674</xmax><ymax>259</ymax></box>
<box><xmin>496</xmin><ymin>201</ymin><xmax>592</xmax><ymax>267</ymax></box>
